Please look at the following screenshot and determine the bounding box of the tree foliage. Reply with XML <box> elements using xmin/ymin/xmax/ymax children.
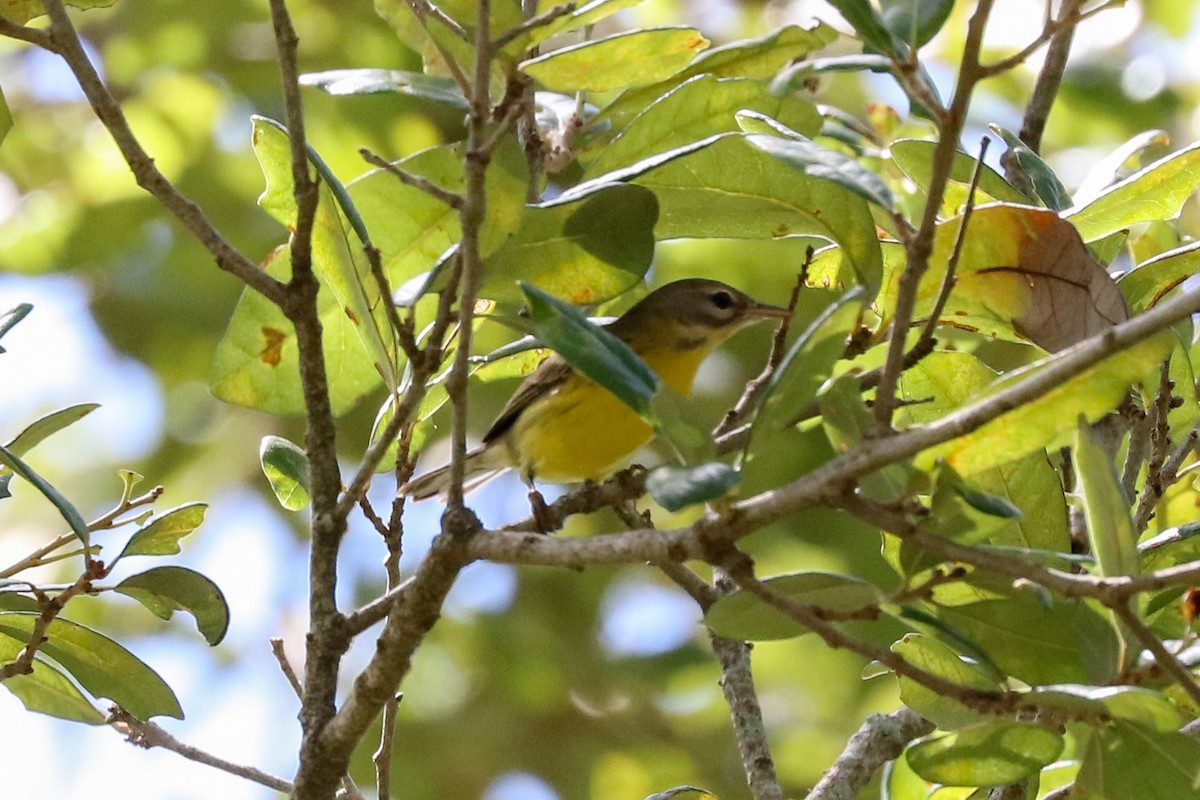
<box><xmin>4</xmin><ymin>1</ymin><xmax>1200</xmax><ymax>799</ymax></box>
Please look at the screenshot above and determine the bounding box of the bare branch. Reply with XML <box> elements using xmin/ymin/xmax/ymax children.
<box><xmin>109</xmin><ymin>707</ymin><xmax>294</xmax><ymax>794</ymax></box>
<box><xmin>492</xmin><ymin>2</ymin><xmax>576</xmax><ymax>50</ymax></box>
<box><xmin>1113</xmin><ymin>600</ymin><xmax>1200</xmax><ymax>708</ymax></box>
<box><xmin>0</xmin><ymin>15</ymin><xmax>57</xmax><ymax>50</ymax></box>
<box><xmin>804</xmin><ymin>708</ymin><xmax>933</xmax><ymax>800</ymax></box>
<box><xmin>359</xmin><ymin>148</ymin><xmax>465</xmax><ymax>209</ymax></box>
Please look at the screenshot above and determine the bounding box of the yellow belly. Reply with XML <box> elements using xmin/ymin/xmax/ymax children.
<box><xmin>506</xmin><ymin>346</ymin><xmax>709</xmax><ymax>483</ymax></box>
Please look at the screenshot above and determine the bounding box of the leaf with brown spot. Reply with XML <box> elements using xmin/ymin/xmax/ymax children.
<box><xmin>876</xmin><ymin>205</ymin><xmax>1128</xmax><ymax>351</ymax></box>
<box><xmin>259</xmin><ymin>327</ymin><xmax>288</xmax><ymax>367</ymax></box>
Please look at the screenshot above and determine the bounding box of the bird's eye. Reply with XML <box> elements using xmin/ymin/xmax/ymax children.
<box><xmin>711</xmin><ymin>290</ymin><xmax>734</xmax><ymax>310</ymax></box>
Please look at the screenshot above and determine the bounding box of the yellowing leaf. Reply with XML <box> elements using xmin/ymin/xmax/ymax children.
<box><xmin>522</xmin><ymin>27</ymin><xmax>709</xmax><ymax>92</ymax></box>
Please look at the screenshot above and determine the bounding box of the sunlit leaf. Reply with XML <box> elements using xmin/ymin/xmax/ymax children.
<box><xmin>1119</xmin><ymin>240</ymin><xmax>1200</xmax><ymax>313</ymax></box>
<box><xmin>0</xmin><ymin>0</ymin><xmax>115</xmax><ymax>24</ymax></box>
<box><xmin>116</xmin><ymin>502</ymin><xmax>208</xmax><ymax>561</ymax></box>
<box><xmin>1074</xmin><ymin>129</ymin><xmax>1171</xmax><ymax>204</ymax></box>
<box><xmin>251</xmin><ymin>117</ymin><xmax>399</xmax><ymax>390</ymax></box>
<box><xmin>906</xmin><ymin>722</ymin><xmax>1063</xmax><ymax>786</ymax></box>
<box><xmin>825</xmin><ymin>0</ymin><xmax>902</xmax><ymax>56</ymax></box>
<box><xmin>915</xmin><ymin>332</ymin><xmax>1172</xmax><ymax>476</ymax></box>
<box><xmin>116</xmin><ymin>566</ymin><xmax>230</xmax><ymax>646</ymax></box>
<box><xmin>646</xmin><ymin>463</ymin><xmax>739</xmax><ymax>511</ymax></box>
<box><xmin>3</xmin><ymin>403</ymin><xmax>100</xmax><ymax>457</ymax></box>
<box><xmin>1066</xmin><ymin>141</ymin><xmax>1200</xmax><ymax>242</ymax></box>
<box><xmin>898</xmin><ymin>352</ymin><xmax>1070</xmax><ymax>552</ymax></box>
<box><xmin>585</xmin><ymin>75</ymin><xmax>820</xmax><ymax>179</ymax></box>
<box><xmin>889</xmin><ymin>138</ymin><xmax>1029</xmax><ymax>206</ymax></box>
<box><xmin>522</xmin><ymin>27</ymin><xmax>709</xmax><ymax>93</ymax></box>
<box><xmin>0</xmin><ymin>635</ymin><xmax>104</xmax><ymax>724</ymax></box>
<box><xmin>0</xmin><ymin>443</ymin><xmax>89</xmax><ymax>545</ymax></box>
<box><xmin>597</xmin><ymin>23</ymin><xmax>837</xmax><ymax>129</ymax></box>
<box><xmin>0</xmin><ymin>612</ymin><xmax>183</xmax><ymax>720</ymax></box>
<box><xmin>705</xmin><ymin>572</ymin><xmax>883</xmax><ymax>641</ymax></box>
<box><xmin>259</xmin><ymin>435</ymin><xmax>310</xmax><ymax>511</ymax></box>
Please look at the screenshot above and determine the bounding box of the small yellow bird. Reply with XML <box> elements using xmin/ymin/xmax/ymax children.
<box><xmin>400</xmin><ymin>278</ymin><xmax>789</xmax><ymax>500</ymax></box>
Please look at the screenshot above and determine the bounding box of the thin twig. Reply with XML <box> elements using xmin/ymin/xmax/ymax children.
<box><xmin>492</xmin><ymin>2</ymin><xmax>576</xmax><ymax>49</ymax></box>
<box><xmin>270</xmin><ymin>637</ymin><xmax>304</xmax><ymax>699</ymax></box>
<box><xmin>108</xmin><ymin>707</ymin><xmax>295</xmax><ymax>794</ymax></box>
<box><xmin>872</xmin><ymin>0</ymin><xmax>996</xmax><ymax>429</ymax></box>
<box><xmin>0</xmin><ymin>566</ymin><xmax>98</xmax><ymax>680</ymax></box>
<box><xmin>911</xmin><ymin>137</ymin><xmax>991</xmax><ymax>358</ymax></box>
<box><xmin>359</xmin><ymin>148</ymin><xmax>464</xmax><ymax>209</ymax></box>
<box><xmin>715</xmin><ymin>257</ymin><xmax>809</xmax><ymax>438</ymax></box>
<box><xmin>407</xmin><ymin>0</ymin><xmax>470</xmax><ymax>42</ymax></box>
<box><xmin>0</xmin><ymin>16</ymin><xmax>58</xmax><ymax>50</ymax></box>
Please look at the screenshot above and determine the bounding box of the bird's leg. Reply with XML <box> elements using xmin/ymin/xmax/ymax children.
<box><xmin>523</xmin><ymin>472</ymin><xmax>557</xmax><ymax>533</ymax></box>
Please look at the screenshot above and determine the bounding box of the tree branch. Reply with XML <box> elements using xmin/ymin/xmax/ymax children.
<box><xmin>804</xmin><ymin>708</ymin><xmax>933</xmax><ymax>800</ymax></box>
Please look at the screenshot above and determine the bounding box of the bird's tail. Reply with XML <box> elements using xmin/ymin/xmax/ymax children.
<box><xmin>398</xmin><ymin>446</ymin><xmax>510</xmax><ymax>501</ymax></box>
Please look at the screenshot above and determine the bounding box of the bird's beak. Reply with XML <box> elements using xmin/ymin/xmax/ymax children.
<box><xmin>749</xmin><ymin>302</ymin><xmax>792</xmax><ymax>321</ymax></box>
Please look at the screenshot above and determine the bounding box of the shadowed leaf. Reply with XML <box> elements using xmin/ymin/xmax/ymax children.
<box><xmin>116</xmin><ymin>566</ymin><xmax>230</xmax><ymax>646</ymax></box>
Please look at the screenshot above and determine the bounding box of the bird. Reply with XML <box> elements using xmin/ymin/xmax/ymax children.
<box><xmin>399</xmin><ymin>278</ymin><xmax>790</xmax><ymax>500</ymax></box>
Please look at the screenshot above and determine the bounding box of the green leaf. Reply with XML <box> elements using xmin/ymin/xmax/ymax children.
<box><xmin>1073</xmin><ymin>420</ymin><xmax>1140</xmax><ymax>577</ymax></box>
<box><xmin>643</xmin><ymin>787</ymin><xmax>716</xmax><ymax>800</ymax></box>
<box><xmin>1065</xmin><ymin>141</ymin><xmax>1200</xmax><ymax>242</ymax></box>
<box><xmin>825</xmin><ymin>0</ymin><xmax>903</xmax><ymax>56</ymax></box>
<box><xmin>298</xmin><ymin>68</ymin><xmax>467</xmax><ymax>108</ymax></box>
<box><xmin>821</xmin><ymin>375</ymin><xmax>912</xmax><ymax>502</ymax></box>
<box><xmin>747</xmin><ymin>131</ymin><xmax>895</xmax><ymax>211</ymax></box>
<box><xmin>1074</xmin><ymin>721</ymin><xmax>1200</xmax><ymax>800</ymax></box>
<box><xmin>745</xmin><ymin>285</ymin><xmax>865</xmax><ymax>447</ymax></box>
<box><xmin>116</xmin><ymin>566</ymin><xmax>230</xmax><ymax>646</ymax></box>
<box><xmin>880</xmin><ymin>0</ymin><xmax>956</xmax><ymax>48</ymax></box>
<box><xmin>116</xmin><ymin>502</ymin><xmax>208</xmax><ymax>561</ymax></box>
<box><xmin>990</xmin><ymin>125</ymin><xmax>1072</xmax><ymax>210</ymax></box>
<box><xmin>646</xmin><ymin>463</ymin><xmax>739</xmax><ymax>512</ymax></box>
<box><xmin>905</xmin><ymin>722</ymin><xmax>1063</xmax><ymax>787</ymax></box>
<box><xmin>522</xmin><ymin>27</ymin><xmax>710</xmax><ymax>92</ymax></box>
<box><xmin>1119</xmin><ymin>240</ymin><xmax>1200</xmax><ymax>313</ymax></box>
<box><xmin>939</xmin><ymin>596</ymin><xmax>1120</xmax><ymax>685</ymax></box>
<box><xmin>899</xmin><ymin>352</ymin><xmax>1071</xmax><ymax>552</ymax></box>
<box><xmin>0</xmin><ymin>0</ymin><xmax>115</xmax><ymax>24</ymax></box>
<box><xmin>705</xmin><ymin>571</ymin><xmax>883</xmax><ymax>641</ymax></box>
<box><xmin>483</xmin><ymin>183</ymin><xmax>658</xmax><ymax>303</ymax></box>
<box><xmin>0</xmin><ymin>443</ymin><xmax>89</xmax><ymax>545</ymax></box>
<box><xmin>596</xmin><ymin>23</ymin><xmax>837</xmax><ymax>129</ymax></box>
<box><xmin>0</xmin><ymin>634</ymin><xmax>104</xmax><ymax>724</ymax></box>
<box><xmin>0</xmin><ymin>303</ymin><xmax>32</xmax><ymax>350</ymax></box>
<box><xmin>585</xmin><ymin>75</ymin><xmax>820</xmax><ymax>179</ymax></box>
<box><xmin>251</xmin><ymin>117</ymin><xmax>399</xmax><ymax>390</ymax></box>
<box><xmin>0</xmin><ymin>612</ymin><xmax>183</xmax><ymax>720</ymax></box>
<box><xmin>631</xmin><ymin>135</ymin><xmax>884</xmax><ymax>291</ymax></box>
<box><xmin>1022</xmin><ymin>685</ymin><xmax>1184</xmax><ymax>732</ymax></box>
<box><xmin>915</xmin><ymin>332</ymin><xmax>1173</xmax><ymax>476</ymax></box>
<box><xmin>891</xmin><ymin>634</ymin><xmax>999</xmax><ymax>730</ymax></box>
<box><xmin>0</xmin><ymin>84</ymin><xmax>10</xmax><ymax>148</ymax></box>
<box><xmin>210</xmin><ymin>245</ymin><xmax>383</xmax><ymax>415</ymax></box>
<box><xmin>1075</xmin><ymin>129</ymin><xmax>1172</xmax><ymax>203</ymax></box>
<box><xmin>521</xmin><ymin>283</ymin><xmax>659</xmax><ymax>418</ymax></box>
<box><xmin>889</xmin><ymin>138</ymin><xmax>1029</xmax><ymax>205</ymax></box>
<box><xmin>259</xmin><ymin>435</ymin><xmax>310</xmax><ymax>511</ymax></box>
<box><xmin>3</xmin><ymin>403</ymin><xmax>100</xmax><ymax>457</ymax></box>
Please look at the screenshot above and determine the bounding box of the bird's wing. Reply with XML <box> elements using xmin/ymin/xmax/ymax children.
<box><xmin>482</xmin><ymin>353</ymin><xmax>574</xmax><ymax>444</ymax></box>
